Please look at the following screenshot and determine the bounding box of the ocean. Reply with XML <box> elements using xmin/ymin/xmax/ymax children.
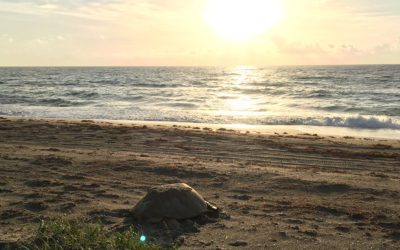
<box><xmin>1</xmin><ymin>65</ymin><xmax>399</xmax><ymax>133</ymax></box>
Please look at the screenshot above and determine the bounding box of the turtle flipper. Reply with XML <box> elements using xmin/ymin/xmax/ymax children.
<box><xmin>206</xmin><ymin>201</ymin><xmax>218</xmax><ymax>211</ymax></box>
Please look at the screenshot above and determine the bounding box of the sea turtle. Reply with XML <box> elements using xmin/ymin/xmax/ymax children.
<box><xmin>132</xmin><ymin>183</ymin><xmax>217</xmax><ymax>222</ymax></box>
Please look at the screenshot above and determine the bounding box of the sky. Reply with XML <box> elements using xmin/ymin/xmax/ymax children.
<box><xmin>0</xmin><ymin>0</ymin><xmax>400</xmax><ymax>66</ymax></box>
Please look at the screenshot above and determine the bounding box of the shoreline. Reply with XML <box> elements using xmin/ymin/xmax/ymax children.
<box><xmin>0</xmin><ymin>116</ymin><xmax>399</xmax><ymax>248</ymax></box>
<box><xmin>2</xmin><ymin>115</ymin><xmax>400</xmax><ymax>140</ymax></box>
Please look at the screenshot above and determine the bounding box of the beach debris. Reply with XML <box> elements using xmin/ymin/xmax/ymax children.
<box><xmin>132</xmin><ymin>183</ymin><xmax>218</xmax><ymax>223</ymax></box>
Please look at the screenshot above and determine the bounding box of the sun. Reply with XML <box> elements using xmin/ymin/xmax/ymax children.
<box><xmin>204</xmin><ymin>0</ymin><xmax>283</xmax><ymax>42</ymax></box>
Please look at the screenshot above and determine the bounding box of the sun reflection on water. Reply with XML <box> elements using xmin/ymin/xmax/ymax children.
<box><xmin>227</xmin><ymin>96</ymin><xmax>255</xmax><ymax>110</ymax></box>
<box><xmin>232</xmin><ymin>66</ymin><xmax>257</xmax><ymax>85</ymax></box>
<box><xmin>216</xmin><ymin>66</ymin><xmax>262</xmax><ymax>116</ymax></box>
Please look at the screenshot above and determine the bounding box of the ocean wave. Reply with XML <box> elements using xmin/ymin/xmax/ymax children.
<box><xmin>263</xmin><ymin>116</ymin><xmax>400</xmax><ymax>129</ymax></box>
<box><xmin>293</xmin><ymin>76</ymin><xmax>337</xmax><ymax>81</ymax></box>
<box><xmin>33</xmin><ymin>98</ymin><xmax>93</xmax><ymax>107</ymax></box>
<box><xmin>1</xmin><ymin>104</ymin><xmax>399</xmax><ymax>130</ymax></box>
<box><xmin>122</xmin><ymin>95</ymin><xmax>144</xmax><ymax>101</ymax></box>
<box><xmin>162</xmin><ymin>102</ymin><xmax>198</xmax><ymax>108</ymax></box>
<box><xmin>133</xmin><ymin>83</ymin><xmax>172</xmax><ymax>88</ymax></box>
<box><xmin>65</xmin><ymin>91</ymin><xmax>99</xmax><ymax>98</ymax></box>
<box><xmin>89</xmin><ymin>80</ymin><xmax>116</xmax><ymax>84</ymax></box>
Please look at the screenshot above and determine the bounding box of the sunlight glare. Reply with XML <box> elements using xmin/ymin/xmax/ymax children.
<box><xmin>232</xmin><ymin>66</ymin><xmax>256</xmax><ymax>85</ymax></box>
<box><xmin>228</xmin><ymin>96</ymin><xmax>255</xmax><ymax>111</ymax></box>
<box><xmin>204</xmin><ymin>0</ymin><xmax>283</xmax><ymax>42</ymax></box>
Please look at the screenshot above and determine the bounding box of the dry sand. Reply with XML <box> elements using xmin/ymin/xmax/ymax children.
<box><xmin>0</xmin><ymin>116</ymin><xmax>399</xmax><ymax>249</ymax></box>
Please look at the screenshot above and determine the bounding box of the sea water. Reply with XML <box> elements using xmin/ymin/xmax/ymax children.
<box><xmin>0</xmin><ymin>65</ymin><xmax>399</xmax><ymax>137</ymax></box>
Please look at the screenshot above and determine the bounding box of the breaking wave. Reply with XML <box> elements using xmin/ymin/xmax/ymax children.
<box><xmin>264</xmin><ymin>116</ymin><xmax>400</xmax><ymax>129</ymax></box>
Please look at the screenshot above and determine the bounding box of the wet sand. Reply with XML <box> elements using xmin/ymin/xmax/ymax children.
<box><xmin>0</xmin><ymin>116</ymin><xmax>399</xmax><ymax>249</ymax></box>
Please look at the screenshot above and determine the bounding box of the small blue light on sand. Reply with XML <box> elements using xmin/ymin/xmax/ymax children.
<box><xmin>140</xmin><ymin>235</ymin><xmax>146</xmax><ymax>242</ymax></box>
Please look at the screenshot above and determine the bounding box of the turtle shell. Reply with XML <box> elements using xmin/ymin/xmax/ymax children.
<box><xmin>132</xmin><ymin>183</ymin><xmax>210</xmax><ymax>221</ymax></box>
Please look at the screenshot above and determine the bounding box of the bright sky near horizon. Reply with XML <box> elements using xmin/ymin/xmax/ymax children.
<box><xmin>1</xmin><ymin>0</ymin><xmax>400</xmax><ymax>66</ymax></box>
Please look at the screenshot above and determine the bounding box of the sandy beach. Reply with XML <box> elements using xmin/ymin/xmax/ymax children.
<box><xmin>0</xmin><ymin>116</ymin><xmax>400</xmax><ymax>249</ymax></box>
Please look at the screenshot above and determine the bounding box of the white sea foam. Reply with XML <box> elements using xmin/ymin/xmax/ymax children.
<box><xmin>291</xmin><ymin>116</ymin><xmax>400</xmax><ymax>129</ymax></box>
<box><xmin>1</xmin><ymin>104</ymin><xmax>399</xmax><ymax>130</ymax></box>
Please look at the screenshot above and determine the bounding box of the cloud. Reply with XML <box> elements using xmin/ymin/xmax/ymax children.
<box><xmin>312</xmin><ymin>0</ymin><xmax>400</xmax><ymax>17</ymax></box>
<box><xmin>0</xmin><ymin>0</ymin><xmax>124</xmax><ymax>21</ymax></box>
<box><xmin>270</xmin><ymin>35</ymin><xmax>325</xmax><ymax>55</ymax></box>
<box><xmin>40</xmin><ymin>3</ymin><xmax>58</xmax><ymax>10</ymax></box>
<box><xmin>270</xmin><ymin>33</ymin><xmax>400</xmax><ymax>60</ymax></box>
<box><xmin>340</xmin><ymin>44</ymin><xmax>361</xmax><ymax>54</ymax></box>
<box><xmin>0</xmin><ymin>34</ymin><xmax>14</xmax><ymax>43</ymax></box>
<box><xmin>35</xmin><ymin>38</ymin><xmax>48</xmax><ymax>45</ymax></box>
<box><xmin>373</xmin><ymin>43</ymin><xmax>391</xmax><ymax>53</ymax></box>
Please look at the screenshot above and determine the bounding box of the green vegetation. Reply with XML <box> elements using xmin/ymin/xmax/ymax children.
<box><xmin>18</xmin><ymin>219</ymin><xmax>161</xmax><ymax>250</ymax></box>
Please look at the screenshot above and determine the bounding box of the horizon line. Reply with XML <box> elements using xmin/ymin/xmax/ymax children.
<box><xmin>1</xmin><ymin>63</ymin><xmax>400</xmax><ymax>68</ymax></box>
